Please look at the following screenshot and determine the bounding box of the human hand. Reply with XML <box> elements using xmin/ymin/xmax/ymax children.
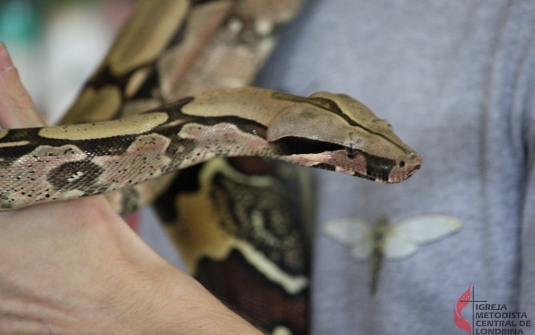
<box><xmin>0</xmin><ymin>44</ymin><xmax>261</xmax><ymax>335</ymax></box>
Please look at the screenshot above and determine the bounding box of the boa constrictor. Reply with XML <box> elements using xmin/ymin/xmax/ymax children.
<box><xmin>0</xmin><ymin>1</ymin><xmax>421</xmax><ymax>334</ymax></box>
<box><xmin>0</xmin><ymin>87</ymin><xmax>420</xmax><ymax>209</ymax></box>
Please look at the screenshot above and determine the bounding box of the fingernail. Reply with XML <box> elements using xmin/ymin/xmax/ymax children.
<box><xmin>0</xmin><ymin>43</ymin><xmax>14</xmax><ymax>72</ymax></box>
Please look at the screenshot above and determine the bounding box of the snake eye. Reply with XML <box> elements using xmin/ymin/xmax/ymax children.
<box><xmin>345</xmin><ymin>144</ymin><xmax>360</xmax><ymax>158</ymax></box>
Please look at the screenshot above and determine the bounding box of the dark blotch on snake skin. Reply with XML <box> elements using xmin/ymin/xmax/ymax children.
<box><xmin>196</xmin><ymin>249</ymin><xmax>309</xmax><ymax>335</ymax></box>
<box><xmin>119</xmin><ymin>186</ymin><xmax>142</xmax><ymax>215</ymax></box>
<box><xmin>130</xmin><ymin>67</ymin><xmax>161</xmax><ymax>100</ymax></box>
<box><xmin>153</xmin><ymin>163</ymin><xmax>204</xmax><ymax>224</ymax></box>
<box><xmin>163</xmin><ymin>12</ymin><xmax>188</xmax><ymax>50</ymax></box>
<box><xmin>210</xmin><ymin>171</ymin><xmax>308</xmax><ymax>275</ymax></box>
<box><xmin>47</xmin><ymin>160</ymin><xmax>104</xmax><ymax>192</ymax></box>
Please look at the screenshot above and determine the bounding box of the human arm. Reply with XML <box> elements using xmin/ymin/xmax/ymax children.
<box><xmin>0</xmin><ymin>43</ymin><xmax>261</xmax><ymax>335</ymax></box>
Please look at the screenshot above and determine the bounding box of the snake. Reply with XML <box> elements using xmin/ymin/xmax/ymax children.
<box><xmin>0</xmin><ymin>1</ymin><xmax>421</xmax><ymax>334</ymax></box>
<box><xmin>0</xmin><ymin>87</ymin><xmax>420</xmax><ymax>209</ymax></box>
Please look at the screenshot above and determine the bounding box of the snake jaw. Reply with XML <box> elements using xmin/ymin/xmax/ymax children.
<box><xmin>278</xmin><ymin>148</ymin><xmax>421</xmax><ymax>184</ymax></box>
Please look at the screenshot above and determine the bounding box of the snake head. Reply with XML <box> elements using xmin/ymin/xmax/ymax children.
<box><xmin>266</xmin><ymin>92</ymin><xmax>421</xmax><ymax>183</ymax></box>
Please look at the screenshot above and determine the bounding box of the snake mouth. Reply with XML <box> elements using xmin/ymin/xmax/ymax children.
<box><xmin>401</xmin><ymin>164</ymin><xmax>421</xmax><ymax>180</ymax></box>
<box><xmin>271</xmin><ymin>136</ymin><xmax>420</xmax><ymax>184</ymax></box>
<box><xmin>408</xmin><ymin>164</ymin><xmax>421</xmax><ymax>175</ymax></box>
<box><xmin>269</xmin><ymin>136</ymin><xmax>344</xmax><ymax>156</ymax></box>
<box><xmin>385</xmin><ymin>162</ymin><xmax>421</xmax><ymax>183</ymax></box>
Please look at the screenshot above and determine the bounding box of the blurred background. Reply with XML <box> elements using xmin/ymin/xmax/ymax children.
<box><xmin>0</xmin><ymin>0</ymin><xmax>185</xmax><ymax>268</ymax></box>
<box><xmin>0</xmin><ymin>0</ymin><xmax>131</xmax><ymax>123</ymax></box>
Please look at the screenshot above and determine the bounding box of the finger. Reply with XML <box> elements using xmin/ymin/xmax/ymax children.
<box><xmin>0</xmin><ymin>43</ymin><xmax>46</xmax><ymax>128</ymax></box>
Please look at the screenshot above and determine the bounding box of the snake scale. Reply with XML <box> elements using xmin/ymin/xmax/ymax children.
<box><xmin>0</xmin><ymin>1</ymin><xmax>421</xmax><ymax>334</ymax></box>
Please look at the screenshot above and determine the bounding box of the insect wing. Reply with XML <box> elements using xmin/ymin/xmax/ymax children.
<box><xmin>323</xmin><ymin>218</ymin><xmax>373</xmax><ymax>261</ymax></box>
<box><xmin>384</xmin><ymin>214</ymin><xmax>461</xmax><ymax>261</ymax></box>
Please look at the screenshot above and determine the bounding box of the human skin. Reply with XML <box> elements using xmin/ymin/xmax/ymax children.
<box><xmin>0</xmin><ymin>43</ymin><xmax>262</xmax><ymax>335</ymax></box>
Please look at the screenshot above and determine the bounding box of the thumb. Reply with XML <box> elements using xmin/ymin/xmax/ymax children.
<box><xmin>0</xmin><ymin>43</ymin><xmax>47</xmax><ymax>128</ymax></box>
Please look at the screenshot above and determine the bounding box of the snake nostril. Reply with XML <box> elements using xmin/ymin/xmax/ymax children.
<box><xmin>398</xmin><ymin>160</ymin><xmax>405</xmax><ymax>167</ymax></box>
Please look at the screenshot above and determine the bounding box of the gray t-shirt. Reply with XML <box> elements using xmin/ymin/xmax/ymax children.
<box><xmin>256</xmin><ymin>0</ymin><xmax>535</xmax><ymax>334</ymax></box>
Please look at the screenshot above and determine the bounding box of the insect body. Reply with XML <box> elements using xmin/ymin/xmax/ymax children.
<box><xmin>324</xmin><ymin>214</ymin><xmax>461</xmax><ymax>293</ymax></box>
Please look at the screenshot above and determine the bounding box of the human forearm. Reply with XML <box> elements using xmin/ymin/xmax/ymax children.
<box><xmin>0</xmin><ymin>43</ymin><xmax>262</xmax><ymax>335</ymax></box>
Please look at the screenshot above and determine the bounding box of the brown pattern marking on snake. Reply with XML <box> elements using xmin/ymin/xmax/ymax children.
<box><xmin>65</xmin><ymin>1</ymin><xmax>234</xmax><ymax>124</ymax></box>
<box><xmin>175</xmin><ymin>122</ymin><xmax>272</xmax><ymax>169</ymax></box>
<box><xmin>90</xmin><ymin>133</ymin><xmax>173</xmax><ymax>193</ymax></box>
<box><xmin>0</xmin><ymin>145</ymin><xmax>88</xmax><ymax>209</ymax></box>
<box><xmin>47</xmin><ymin>160</ymin><xmax>105</xmax><ymax>192</ymax></box>
<box><xmin>210</xmin><ymin>170</ymin><xmax>308</xmax><ymax>275</ymax></box>
<box><xmin>196</xmin><ymin>249</ymin><xmax>309</xmax><ymax>335</ymax></box>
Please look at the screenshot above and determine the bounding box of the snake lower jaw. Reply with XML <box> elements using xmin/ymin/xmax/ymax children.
<box><xmin>278</xmin><ymin>149</ymin><xmax>421</xmax><ymax>184</ymax></box>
